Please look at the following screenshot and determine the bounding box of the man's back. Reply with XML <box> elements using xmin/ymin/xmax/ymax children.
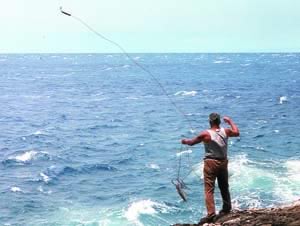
<box><xmin>204</xmin><ymin>128</ymin><xmax>228</xmax><ymax>160</ymax></box>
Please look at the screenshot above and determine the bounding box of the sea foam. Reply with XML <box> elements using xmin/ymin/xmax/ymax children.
<box><xmin>274</xmin><ymin>160</ymin><xmax>300</xmax><ymax>202</ymax></box>
<box><xmin>174</xmin><ymin>91</ymin><xmax>197</xmax><ymax>96</ymax></box>
<box><xmin>39</xmin><ymin>172</ymin><xmax>51</xmax><ymax>183</ymax></box>
<box><xmin>14</xmin><ymin>150</ymin><xmax>38</xmax><ymax>162</ymax></box>
<box><xmin>10</xmin><ymin>186</ymin><xmax>22</xmax><ymax>192</ymax></box>
<box><xmin>124</xmin><ymin>200</ymin><xmax>170</xmax><ymax>226</ymax></box>
<box><xmin>6</xmin><ymin>150</ymin><xmax>50</xmax><ymax>164</ymax></box>
<box><xmin>147</xmin><ymin>163</ymin><xmax>160</xmax><ymax>170</ymax></box>
<box><xmin>213</xmin><ymin>60</ymin><xmax>231</xmax><ymax>64</ymax></box>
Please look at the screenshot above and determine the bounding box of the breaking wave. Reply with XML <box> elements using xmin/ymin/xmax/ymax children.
<box><xmin>124</xmin><ymin>199</ymin><xmax>173</xmax><ymax>226</ymax></box>
<box><xmin>189</xmin><ymin>154</ymin><xmax>300</xmax><ymax>208</ymax></box>
<box><xmin>174</xmin><ymin>91</ymin><xmax>197</xmax><ymax>96</ymax></box>
<box><xmin>3</xmin><ymin>150</ymin><xmax>50</xmax><ymax>165</ymax></box>
<box><xmin>10</xmin><ymin>186</ymin><xmax>22</xmax><ymax>193</ymax></box>
<box><xmin>279</xmin><ymin>96</ymin><xmax>288</xmax><ymax>104</ymax></box>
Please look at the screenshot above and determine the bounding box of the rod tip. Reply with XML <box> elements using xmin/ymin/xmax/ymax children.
<box><xmin>60</xmin><ymin>6</ymin><xmax>71</xmax><ymax>16</ymax></box>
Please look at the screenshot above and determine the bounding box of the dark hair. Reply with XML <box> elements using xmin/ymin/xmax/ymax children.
<box><xmin>209</xmin><ymin>112</ymin><xmax>221</xmax><ymax>126</ymax></box>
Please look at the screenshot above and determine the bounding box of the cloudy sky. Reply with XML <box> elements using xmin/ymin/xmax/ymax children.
<box><xmin>1</xmin><ymin>0</ymin><xmax>300</xmax><ymax>53</ymax></box>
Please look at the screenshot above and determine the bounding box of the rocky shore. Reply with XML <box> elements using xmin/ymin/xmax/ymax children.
<box><xmin>173</xmin><ymin>201</ymin><xmax>300</xmax><ymax>226</ymax></box>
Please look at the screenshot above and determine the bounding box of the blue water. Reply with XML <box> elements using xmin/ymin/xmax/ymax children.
<box><xmin>0</xmin><ymin>53</ymin><xmax>299</xmax><ymax>225</ymax></box>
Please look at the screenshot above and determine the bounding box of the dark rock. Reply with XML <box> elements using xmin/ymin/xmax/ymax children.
<box><xmin>172</xmin><ymin>201</ymin><xmax>300</xmax><ymax>226</ymax></box>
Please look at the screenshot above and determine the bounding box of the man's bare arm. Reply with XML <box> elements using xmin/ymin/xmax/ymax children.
<box><xmin>224</xmin><ymin>116</ymin><xmax>240</xmax><ymax>137</ymax></box>
<box><xmin>181</xmin><ymin>131</ymin><xmax>210</xmax><ymax>146</ymax></box>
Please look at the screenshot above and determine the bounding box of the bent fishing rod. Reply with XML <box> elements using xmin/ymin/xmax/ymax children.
<box><xmin>60</xmin><ymin>7</ymin><xmax>196</xmax><ymax>201</ymax></box>
<box><xmin>59</xmin><ymin>7</ymin><xmax>194</xmax><ymax>132</ymax></box>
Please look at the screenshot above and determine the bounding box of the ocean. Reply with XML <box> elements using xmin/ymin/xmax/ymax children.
<box><xmin>0</xmin><ymin>53</ymin><xmax>299</xmax><ymax>226</ymax></box>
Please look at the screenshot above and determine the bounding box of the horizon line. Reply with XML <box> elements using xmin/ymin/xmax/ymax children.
<box><xmin>0</xmin><ymin>51</ymin><xmax>300</xmax><ymax>54</ymax></box>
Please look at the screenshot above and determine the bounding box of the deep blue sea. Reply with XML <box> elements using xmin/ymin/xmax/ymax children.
<box><xmin>0</xmin><ymin>53</ymin><xmax>299</xmax><ymax>225</ymax></box>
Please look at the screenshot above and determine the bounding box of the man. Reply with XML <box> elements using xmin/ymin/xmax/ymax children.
<box><xmin>181</xmin><ymin>113</ymin><xmax>239</xmax><ymax>224</ymax></box>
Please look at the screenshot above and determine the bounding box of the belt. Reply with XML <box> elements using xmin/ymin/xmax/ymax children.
<box><xmin>204</xmin><ymin>156</ymin><xmax>227</xmax><ymax>161</ymax></box>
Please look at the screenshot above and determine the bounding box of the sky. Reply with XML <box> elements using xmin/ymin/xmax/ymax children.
<box><xmin>0</xmin><ymin>0</ymin><xmax>300</xmax><ymax>53</ymax></box>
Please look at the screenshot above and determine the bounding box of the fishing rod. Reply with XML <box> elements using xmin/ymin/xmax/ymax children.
<box><xmin>59</xmin><ymin>7</ymin><xmax>194</xmax><ymax>132</ymax></box>
<box><xmin>60</xmin><ymin>7</ymin><xmax>195</xmax><ymax>201</ymax></box>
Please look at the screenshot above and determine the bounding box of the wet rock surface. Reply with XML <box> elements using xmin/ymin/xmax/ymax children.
<box><xmin>173</xmin><ymin>202</ymin><xmax>300</xmax><ymax>226</ymax></box>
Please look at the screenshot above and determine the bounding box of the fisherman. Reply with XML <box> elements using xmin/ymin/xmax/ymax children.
<box><xmin>181</xmin><ymin>113</ymin><xmax>239</xmax><ymax>224</ymax></box>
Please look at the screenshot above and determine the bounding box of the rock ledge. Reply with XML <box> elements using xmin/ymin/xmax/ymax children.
<box><xmin>173</xmin><ymin>201</ymin><xmax>300</xmax><ymax>226</ymax></box>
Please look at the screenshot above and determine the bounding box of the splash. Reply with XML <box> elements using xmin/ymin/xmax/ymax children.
<box><xmin>124</xmin><ymin>200</ymin><xmax>170</xmax><ymax>226</ymax></box>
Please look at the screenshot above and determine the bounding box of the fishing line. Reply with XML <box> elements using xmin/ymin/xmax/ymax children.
<box><xmin>59</xmin><ymin>7</ymin><xmax>194</xmax><ymax>131</ymax></box>
<box><xmin>60</xmin><ymin>7</ymin><xmax>199</xmax><ymax>202</ymax></box>
<box><xmin>172</xmin><ymin>144</ymin><xmax>201</xmax><ymax>201</ymax></box>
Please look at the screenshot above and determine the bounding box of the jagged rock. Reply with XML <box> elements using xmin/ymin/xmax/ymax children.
<box><xmin>172</xmin><ymin>202</ymin><xmax>300</xmax><ymax>226</ymax></box>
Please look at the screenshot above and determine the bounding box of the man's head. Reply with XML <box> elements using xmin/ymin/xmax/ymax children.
<box><xmin>209</xmin><ymin>112</ymin><xmax>221</xmax><ymax>127</ymax></box>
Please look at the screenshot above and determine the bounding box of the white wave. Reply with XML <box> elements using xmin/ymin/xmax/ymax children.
<box><xmin>14</xmin><ymin>150</ymin><xmax>38</xmax><ymax>162</ymax></box>
<box><xmin>285</xmin><ymin>160</ymin><xmax>300</xmax><ymax>180</ymax></box>
<box><xmin>33</xmin><ymin>130</ymin><xmax>43</xmax><ymax>135</ymax></box>
<box><xmin>48</xmin><ymin>206</ymin><xmax>129</xmax><ymax>226</ymax></box>
<box><xmin>37</xmin><ymin>186</ymin><xmax>43</xmax><ymax>192</ymax></box>
<box><xmin>176</xmin><ymin>149</ymin><xmax>192</xmax><ymax>157</ymax></box>
<box><xmin>147</xmin><ymin>163</ymin><xmax>160</xmax><ymax>170</ymax></box>
<box><xmin>123</xmin><ymin>64</ymin><xmax>130</xmax><ymax>68</ymax></box>
<box><xmin>125</xmin><ymin>96</ymin><xmax>139</xmax><ymax>100</ymax></box>
<box><xmin>279</xmin><ymin>96</ymin><xmax>287</xmax><ymax>104</ymax></box>
<box><xmin>98</xmin><ymin>219</ymin><xmax>111</xmax><ymax>226</ymax></box>
<box><xmin>124</xmin><ymin>200</ymin><xmax>170</xmax><ymax>226</ymax></box>
<box><xmin>189</xmin><ymin>129</ymin><xmax>196</xmax><ymax>134</ymax></box>
<box><xmin>39</xmin><ymin>172</ymin><xmax>51</xmax><ymax>183</ymax></box>
<box><xmin>229</xmin><ymin>154</ymin><xmax>267</xmax><ymax>188</ymax></box>
<box><xmin>37</xmin><ymin>186</ymin><xmax>52</xmax><ymax>194</ymax></box>
<box><xmin>104</xmin><ymin>67</ymin><xmax>113</xmax><ymax>71</ymax></box>
<box><xmin>213</xmin><ymin>60</ymin><xmax>231</xmax><ymax>64</ymax></box>
<box><xmin>227</xmin><ymin>155</ymin><xmax>278</xmax><ymax>208</ymax></box>
<box><xmin>232</xmin><ymin>194</ymin><xmax>263</xmax><ymax>209</ymax></box>
<box><xmin>10</xmin><ymin>186</ymin><xmax>22</xmax><ymax>192</ymax></box>
<box><xmin>275</xmin><ymin>160</ymin><xmax>300</xmax><ymax>202</ymax></box>
<box><xmin>273</xmin><ymin>159</ymin><xmax>300</xmax><ymax>203</ymax></box>
<box><xmin>187</xmin><ymin>162</ymin><xmax>204</xmax><ymax>180</ymax></box>
<box><xmin>240</xmin><ymin>63</ymin><xmax>251</xmax><ymax>66</ymax></box>
<box><xmin>177</xmin><ymin>154</ymin><xmax>256</xmax><ymax>183</ymax></box>
<box><xmin>229</xmin><ymin>155</ymin><xmax>300</xmax><ymax>205</ymax></box>
<box><xmin>174</xmin><ymin>90</ymin><xmax>197</xmax><ymax>96</ymax></box>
